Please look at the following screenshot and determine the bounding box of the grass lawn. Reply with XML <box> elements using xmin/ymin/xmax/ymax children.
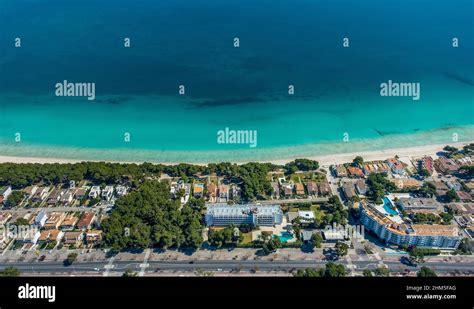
<box><xmin>290</xmin><ymin>174</ymin><xmax>302</xmax><ymax>183</ymax></box>
<box><xmin>310</xmin><ymin>205</ymin><xmax>326</xmax><ymax>222</ymax></box>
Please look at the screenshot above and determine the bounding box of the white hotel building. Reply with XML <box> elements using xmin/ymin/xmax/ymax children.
<box><xmin>359</xmin><ymin>203</ymin><xmax>461</xmax><ymax>249</ymax></box>
<box><xmin>205</xmin><ymin>204</ymin><xmax>283</xmax><ymax>227</ymax></box>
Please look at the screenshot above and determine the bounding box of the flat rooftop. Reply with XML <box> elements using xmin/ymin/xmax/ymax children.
<box><xmin>411</xmin><ymin>224</ymin><xmax>459</xmax><ymax>237</ymax></box>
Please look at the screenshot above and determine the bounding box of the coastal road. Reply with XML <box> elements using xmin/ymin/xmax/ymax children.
<box><xmin>4</xmin><ymin>259</ymin><xmax>474</xmax><ymax>275</ymax></box>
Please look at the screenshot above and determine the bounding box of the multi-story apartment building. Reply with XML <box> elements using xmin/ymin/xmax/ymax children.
<box><xmin>205</xmin><ymin>204</ymin><xmax>283</xmax><ymax>227</ymax></box>
<box><xmin>359</xmin><ymin>203</ymin><xmax>461</xmax><ymax>249</ymax></box>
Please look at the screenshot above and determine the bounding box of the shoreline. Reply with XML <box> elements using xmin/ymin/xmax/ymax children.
<box><xmin>0</xmin><ymin>142</ymin><xmax>470</xmax><ymax>167</ymax></box>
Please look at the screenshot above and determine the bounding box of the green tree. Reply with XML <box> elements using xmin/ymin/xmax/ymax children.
<box><xmin>417</xmin><ymin>266</ymin><xmax>437</xmax><ymax>277</ymax></box>
<box><xmin>65</xmin><ymin>253</ymin><xmax>78</xmax><ymax>266</ymax></box>
<box><xmin>374</xmin><ymin>266</ymin><xmax>390</xmax><ymax>277</ymax></box>
<box><xmin>293</xmin><ymin>268</ymin><xmax>322</xmax><ymax>277</ymax></box>
<box><xmin>362</xmin><ymin>269</ymin><xmax>373</xmax><ymax>277</ymax></box>
<box><xmin>262</xmin><ymin>237</ymin><xmax>282</xmax><ymax>255</ymax></box>
<box><xmin>322</xmin><ymin>262</ymin><xmax>346</xmax><ymax>277</ymax></box>
<box><xmin>335</xmin><ymin>241</ymin><xmax>349</xmax><ymax>258</ymax></box>
<box><xmin>122</xmin><ymin>268</ymin><xmax>138</xmax><ymax>277</ymax></box>
<box><xmin>443</xmin><ymin>146</ymin><xmax>458</xmax><ymax>157</ymax></box>
<box><xmin>0</xmin><ymin>266</ymin><xmax>20</xmax><ymax>277</ymax></box>
<box><xmin>418</xmin><ymin>182</ymin><xmax>436</xmax><ymax>198</ymax></box>
<box><xmin>352</xmin><ymin>156</ymin><xmax>364</xmax><ymax>166</ymax></box>
<box><xmin>284</xmin><ymin>159</ymin><xmax>319</xmax><ymax>173</ymax></box>
<box><xmin>208</xmin><ymin>226</ymin><xmax>242</xmax><ymax>248</ymax></box>
<box><xmin>102</xmin><ymin>181</ymin><xmax>204</xmax><ymax>251</ymax></box>
<box><xmin>366</xmin><ymin>173</ymin><xmax>396</xmax><ymax>204</ymax></box>
<box><xmin>454</xmin><ymin>238</ymin><xmax>472</xmax><ymax>255</ymax></box>
<box><xmin>419</xmin><ymin>169</ymin><xmax>431</xmax><ymax>177</ymax></box>
<box><xmin>14</xmin><ymin>218</ymin><xmax>29</xmax><ymax>226</ymax></box>
<box><xmin>5</xmin><ymin>190</ymin><xmax>24</xmax><ymax>207</ymax></box>
<box><xmin>311</xmin><ymin>233</ymin><xmax>323</xmax><ymax>248</ymax></box>
<box><xmin>445</xmin><ymin>189</ymin><xmax>459</xmax><ymax>202</ymax></box>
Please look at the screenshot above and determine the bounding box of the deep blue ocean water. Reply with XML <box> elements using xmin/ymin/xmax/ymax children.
<box><xmin>0</xmin><ymin>0</ymin><xmax>473</xmax><ymax>162</ymax></box>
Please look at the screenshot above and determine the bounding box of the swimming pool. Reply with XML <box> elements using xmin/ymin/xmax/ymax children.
<box><xmin>275</xmin><ymin>232</ymin><xmax>294</xmax><ymax>243</ymax></box>
<box><xmin>383</xmin><ymin>197</ymin><xmax>398</xmax><ymax>216</ymax></box>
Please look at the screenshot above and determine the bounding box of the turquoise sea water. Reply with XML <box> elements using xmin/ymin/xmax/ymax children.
<box><xmin>0</xmin><ymin>0</ymin><xmax>473</xmax><ymax>163</ymax></box>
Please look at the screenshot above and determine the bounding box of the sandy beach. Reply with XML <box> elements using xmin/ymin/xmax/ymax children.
<box><xmin>0</xmin><ymin>142</ymin><xmax>470</xmax><ymax>167</ymax></box>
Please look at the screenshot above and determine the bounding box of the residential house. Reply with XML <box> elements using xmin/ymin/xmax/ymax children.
<box><xmin>77</xmin><ymin>212</ymin><xmax>96</xmax><ymax>230</ymax></box>
<box><xmin>318</xmin><ymin>182</ymin><xmax>331</xmax><ymax>196</ymax></box>
<box><xmin>43</xmin><ymin>212</ymin><xmax>66</xmax><ymax>230</ymax></box>
<box><xmin>298</xmin><ymin>211</ymin><xmax>315</xmax><ymax>224</ymax></box>
<box><xmin>60</xmin><ymin>191</ymin><xmax>74</xmax><ymax>205</ymax></box>
<box><xmin>46</xmin><ymin>189</ymin><xmax>64</xmax><ymax>205</ymax></box>
<box><xmin>31</xmin><ymin>187</ymin><xmax>50</xmax><ymax>203</ymax></box>
<box><xmin>347</xmin><ymin>166</ymin><xmax>365</xmax><ymax>178</ymax></box>
<box><xmin>59</xmin><ymin>214</ymin><xmax>78</xmax><ymax>231</ymax></box>
<box><xmin>0</xmin><ymin>186</ymin><xmax>12</xmax><ymax>204</ymax></box>
<box><xmin>295</xmin><ymin>183</ymin><xmax>305</xmax><ymax>196</ymax></box>
<box><xmin>465</xmin><ymin>182</ymin><xmax>474</xmax><ymax>194</ymax></box>
<box><xmin>38</xmin><ymin>229</ymin><xmax>64</xmax><ymax>245</ymax></box>
<box><xmin>342</xmin><ymin>182</ymin><xmax>356</xmax><ymax>201</ymax></box>
<box><xmin>193</xmin><ymin>183</ymin><xmax>204</xmax><ymax>198</ymax></box>
<box><xmin>0</xmin><ymin>212</ymin><xmax>12</xmax><ymax>225</ymax></box>
<box><xmin>428</xmin><ymin>181</ymin><xmax>450</xmax><ymax>196</ymax></box>
<box><xmin>218</xmin><ymin>184</ymin><xmax>230</xmax><ymax>202</ymax></box>
<box><xmin>456</xmin><ymin>156</ymin><xmax>472</xmax><ymax>166</ymax></box>
<box><xmin>457</xmin><ymin>191</ymin><xmax>473</xmax><ymax>202</ymax></box>
<box><xmin>392</xmin><ymin>178</ymin><xmax>422</xmax><ymax>190</ymax></box>
<box><xmin>447</xmin><ymin>203</ymin><xmax>474</xmax><ymax>215</ymax></box>
<box><xmin>63</xmin><ymin>231</ymin><xmax>83</xmax><ymax>246</ymax></box>
<box><xmin>386</xmin><ymin>158</ymin><xmax>405</xmax><ymax>175</ymax></box>
<box><xmin>355</xmin><ymin>180</ymin><xmax>368</xmax><ymax>195</ymax></box>
<box><xmin>34</xmin><ymin>210</ymin><xmax>47</xmax><ymax>228</ymax></box>
<box><xmin>85</xmin><ymin>230</ymin><xmax>102</xmax><ymax>245</ymax></box>
<box><xmin>300</xmin><ymin>229</ymin><xmax>319</xmax><ymax>242</ymax></box>
<box><xmin>287</xmin><ymin>211</ymin><xmax>299</xmax><ymax>223</ymax></box>
<box><xmin>22</xmin><ymin>186</ymin><xmax>38</xmax><ymax>198</ymax></box>
<box><xmin>419</xmin><ymin>156</ymin><xmax>434</xmax><ymax>175</ymax></box>
<box><xmin>335</xmin><ymin>165</ymin><xmax>348</xmax><ymax>177</ymax></box>
<box><xmin>435</xmin><ymin>157</ymin><xmax>460</xmax><ymax>175</ymax></box>
<box><xmin>74</xmin><ymin>188</ymin><xmax>87</xmax><ymax>201</ymax></box>
<box><xmin>281</xmin><ymin>183</ymin><xmax>293</xmax><ymax>197</ymax></box>
<box><xmin>446</xmin><ymin>180</ymin><xmax>462</xmax><ymax>191</ymax></box>
<box><xmin>182</xmin><ymin>183</ymin><xmax>191</xmax><ymax>204</ymax></box>
<box><xmin>206</xmin><ymin>183</ymin><xmax>218</xmax><ymax>202</ymax></box>
<box><xmin>362</xmin><ymin>161</ymin><xmax>390</xmax><ymax>175</ymax></box>
<box><xmin>230</xmin><ymin>185</ymin><xmax>242</xmax><ymax>200</ymax></box>
<box><xmin>306</xmin><ymin>182</ymin><xmax>319</xmax><ymax>196</ymax></box>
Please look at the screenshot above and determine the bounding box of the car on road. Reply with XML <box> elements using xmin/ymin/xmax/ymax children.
<box><xmin>93</xmin><ymin>267</ymin><xmax>101</xmax><ymax>271</ymax></box>
<box><xmin>400</xmin><ymin>256</ymin><xmax>417</xmax><ymax>267</ymax></box>
<box><xmin>38</xmin><ymin>255</ymin><xmax>46</xmax><ymax>261</ymax></box>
